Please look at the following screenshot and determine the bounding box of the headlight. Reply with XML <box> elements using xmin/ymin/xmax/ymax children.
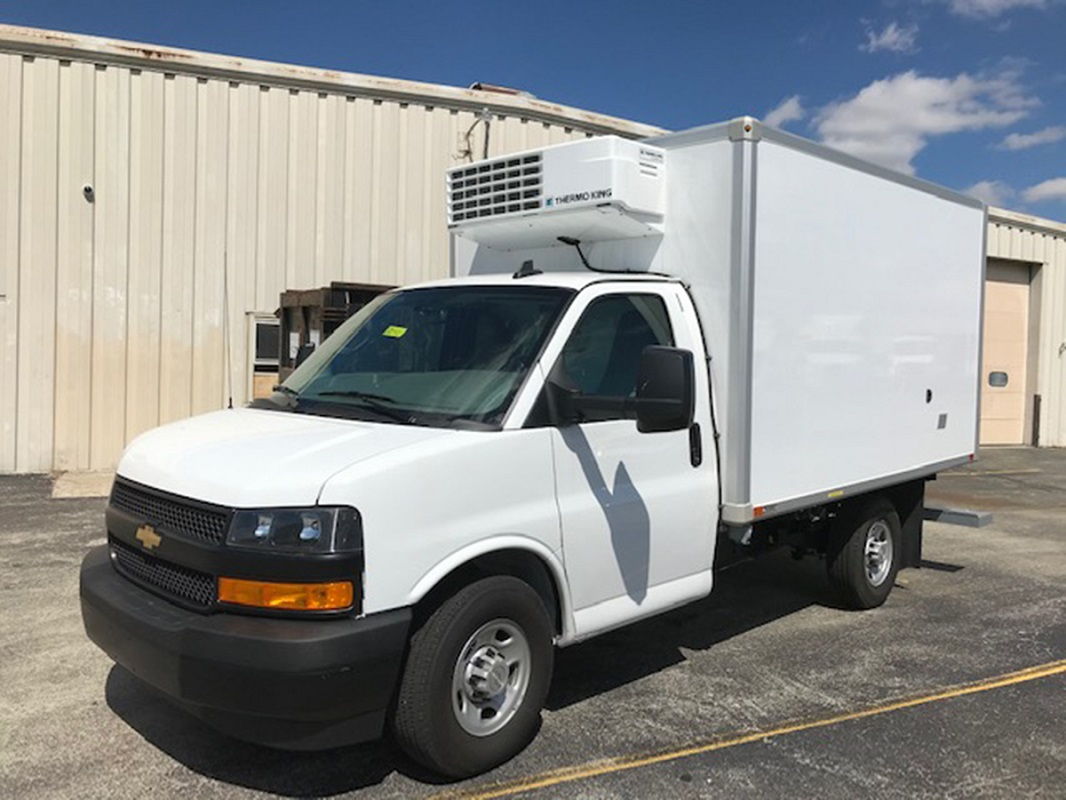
<box><xmin>226</xmin><ymin>506</ymin><xmax>361</xmax><ymax>554</ymax></box>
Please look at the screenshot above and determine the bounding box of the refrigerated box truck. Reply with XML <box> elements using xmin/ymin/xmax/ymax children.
<box><xmin>80</xmin><ymin>117</ymin><xmax>985</xmax><ymax>777</ymax></box>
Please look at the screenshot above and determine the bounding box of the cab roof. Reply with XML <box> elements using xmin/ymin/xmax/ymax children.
<box><xmin>402</xmin><ymin>271</ymin><xmax>677</xmax><ymax>292</ymax></box>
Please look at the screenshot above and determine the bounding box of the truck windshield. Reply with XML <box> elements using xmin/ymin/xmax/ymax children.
<box><xmin>263</xmin><ymin>285</ymin><xmax>573</xmax><ymax>428</ymax></box>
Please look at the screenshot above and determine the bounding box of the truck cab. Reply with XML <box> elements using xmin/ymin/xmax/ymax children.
<box><xmin>82</xmin><ymin>271</ymin><xmax>721</xmax><ymax>776</ymax></box>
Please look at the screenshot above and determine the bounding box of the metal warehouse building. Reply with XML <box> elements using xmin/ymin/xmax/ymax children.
<box><xmin>0</xmin><ymin>26</ymin><xmax>661</xmax><ymax>474</ymax></box>
<box><xmin>1</xmin><ymin>26</ymin><xmax>1064</xmax><ymax>474</ymax></box>
<box><xmin>983</xmin><ymin>208</ymin><xmax>1066</xmax><ymax>447</ymax></box>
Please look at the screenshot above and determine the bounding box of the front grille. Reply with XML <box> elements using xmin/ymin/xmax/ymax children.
<box><xmin>110</xmin><ymin>480</ymin><xmax>230</xmax><ymax>546</ymax></box>
<box><xmin>447</xmin><ymin>153</ymin><xmax>542</xmax><ymax>223</ymax></box>
<box><xmin>110</xmin><ymin>537</ymin><xmax>215</xmax><ymax>609</ymax></box>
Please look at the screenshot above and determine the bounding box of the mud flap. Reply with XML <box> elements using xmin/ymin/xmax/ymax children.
<box><xmin>888</xmin><ymin>479</ymin><xmax>925</xmax><ymax>569</ymax></box>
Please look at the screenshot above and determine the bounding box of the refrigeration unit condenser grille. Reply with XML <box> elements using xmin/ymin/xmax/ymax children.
<box><xmin>447</xmin><ymin>154</ymin><xmax>542</xmax><ymax>223</ymax></box>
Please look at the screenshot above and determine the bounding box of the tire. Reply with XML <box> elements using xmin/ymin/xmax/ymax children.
<box><xmin>391</xmin><ymin>575</ymin><xmax>555</xmax><ymax>778</ymax></box>
<box><xmin>826</xmin><ymin>496</ymin><xmax>901</xmax><ymax>610</ymax></box>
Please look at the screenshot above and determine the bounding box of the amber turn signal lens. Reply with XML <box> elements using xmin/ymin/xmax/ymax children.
<box><xmin>218</xmin><ymin>577</ymin><xmax>353</xmax><ymax>611</ymax></box>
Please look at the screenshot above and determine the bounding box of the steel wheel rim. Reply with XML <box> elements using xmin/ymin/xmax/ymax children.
<box><xmin>864</xmin><ymin>519</ymin><xmax>893</xmax><ymax>587</ymax></box>
<box><xmin>451</xmin><ymin>618</ymin><xmax>531</xmax><ymax>737</ymax></box>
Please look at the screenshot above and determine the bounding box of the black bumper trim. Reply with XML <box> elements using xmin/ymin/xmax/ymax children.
<box><xmin>80</xmin><ymin>545</ymin><xmax>410</xmax><ymax>749</ymax></box>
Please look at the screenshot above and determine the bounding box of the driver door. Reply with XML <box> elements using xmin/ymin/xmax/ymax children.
<box><xmin>535</xmin><ymin>283</ymin><xmax>718</xmax><ymax>640</ymax></box>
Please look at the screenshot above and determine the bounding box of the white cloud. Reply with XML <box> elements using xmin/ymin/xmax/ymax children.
<box><xmin>763</xmin><ymin>95</ymin><xmax>805</xmax><ymax>128</ymax></box>
<box><xmin>999</xmin><ymin>125</ymin><xmax>1066</xmax><ymax>149</ymax></box>
<box><xmin>813</xmin><ymin>67</ymin><xmax>1037</xmax><ymax>174</ymax></box>
<box><xmin>1022</xmin><ymin>177</ymin><xmax>1066</xmax><ymax>202</ymax></box>
<box><xmin>963</xmin><ymin>180</ymin><xmax>1014</xmax><ymax>205</ymax></box>
<box><xmin>860</xmin><ymin>21</ymin><xmax>919</xmax><ymax>53</ymax></box>
<box><xmin>946</xmin><ymin>0</ymin><xmax>1048</xmax><ymax>18</ymax></box>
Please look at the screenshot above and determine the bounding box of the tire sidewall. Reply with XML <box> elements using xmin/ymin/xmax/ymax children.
<box><xmin>846</xmin><ymin>502</ymin><xmax>901</xmax><ymax>607</ymax></box>
<box><xmin>827</xmin><ymin>497</ymin><xmax>902</xmax><ymax>609</ymax></box>
<box><xmin>415</xmin><ymin>577</ymin><xmax>554</xmax><ymax>776</ymax></box>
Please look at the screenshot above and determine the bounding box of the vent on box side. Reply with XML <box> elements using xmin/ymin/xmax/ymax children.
<box><xmin>448</xmin><ymin>154</ymin><xmax>542</xmax><ymax>223</ymax></box>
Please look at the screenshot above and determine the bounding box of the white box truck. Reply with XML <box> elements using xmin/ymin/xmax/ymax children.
<box><xmin>80</xmin><ymin>117</ymin><xmax>985</xmax><ymax>778</ymax></box>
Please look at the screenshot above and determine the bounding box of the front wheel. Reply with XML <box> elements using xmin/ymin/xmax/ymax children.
<box><xmin>391</xmin><ymin>576</ymin><xmax>554</xmax><ymax>778</ymax></box>
<box><xmin>826</xmin><ymin>497</ymin><xmax>901</xmax><ymax>609</ymax></box>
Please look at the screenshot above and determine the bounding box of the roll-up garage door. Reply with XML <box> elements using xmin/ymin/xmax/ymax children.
<box><xmin>979</xmin><ymin>260</ymin><xmax>1031</xmax><ymax>445</ymax></box>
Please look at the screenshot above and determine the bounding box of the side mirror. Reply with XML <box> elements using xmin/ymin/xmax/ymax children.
<box><xmin>294</xmin><ymin>342</ymin><xmax>316</xmax><ymax>368</ymax></box>
<box><xmin>635</xmin><ymin>346</ymin><xmax>695</xmax><ymax>433</ymax></box>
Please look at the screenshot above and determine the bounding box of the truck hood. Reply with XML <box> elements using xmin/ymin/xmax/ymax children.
<box><xmin>117</xmin><ymin>408</ymin><xmax>447</xmax><ymax>507</ymax></box>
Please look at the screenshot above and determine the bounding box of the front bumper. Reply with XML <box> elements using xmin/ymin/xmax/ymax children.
<box><xmin>80</xmin><ymin>545</ymin><xmax>411</xmax><ymax>750</ymax></box>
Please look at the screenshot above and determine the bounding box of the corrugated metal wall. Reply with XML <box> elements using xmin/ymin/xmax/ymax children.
<box><xmin>4</xmin><ymin>29</ymin><xmax>1063</xmax><ymax>473</ymax></box>
<box><xmin>987</xmin><ymin>209</ymin><xmax>1066</xmax><ymax>446</ymax></box>
<box><xmin>0</xmin><ymin>33</ymin><xmax>660</xmax><ymax>473</ymax></box>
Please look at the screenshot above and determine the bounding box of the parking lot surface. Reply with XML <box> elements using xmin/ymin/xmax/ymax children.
<box><xmin>1</xmin><ymin>447</ymin><xmax>1063</xmax><ymax>798</ymax></box>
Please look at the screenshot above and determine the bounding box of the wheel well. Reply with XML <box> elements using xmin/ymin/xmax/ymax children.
<box><xmin>743</xmin><ymin>480</ymin><xmax>926</xmax><ymax>563</ymax></box>
<box><xmin>826</xmin><ymin>481</ymin><xmax>925</xmax><ymax>567</ymax></box>
<box><xmin>413</xmin><ymin>549</ymin><xmax>564</xmax><ymax>637</ymax></box>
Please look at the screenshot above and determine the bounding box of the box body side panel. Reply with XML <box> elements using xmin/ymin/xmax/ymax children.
<box><xmin>748</xmin><ymin>140</ymin><xmax>983</xmax><ymax>508</ymax></box>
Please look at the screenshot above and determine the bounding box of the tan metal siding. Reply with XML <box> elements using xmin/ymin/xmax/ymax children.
<box><xmin>54</xmin><ymin>59</ymin><xmax>95</xmax><ymax>471</ymax></box>
<box><xmin>124</xmin><ymin>68</ymin><xmax>165</xmax><ymax>447</ymax></box>
<box><xmin>91</xmin><ymin>64</ymin><xmax>131</xmax><ymax>469</ymax></box>
<box><xmin>987</xmin><ymin>210</ymin><xmax>1066</xmax><ymax>447</ymax></box>
<box><xmin>0</xmin><ymin>54</ymin><xmax>21</xmax><ymax>472</ymax></box>
<box><xmin>17</xmin><ymin>55</ymin><xmax>59</xmax><ymax>474</ymax></box>
<box><xmin>0</xmin><ymin>35</ymin><xmax>655</xmax><ymax>473</ymax></box>
<box><xmin>1046</xmin><ymin>235</ymin><xmax>1066</xmax><ymax>444</ymax></box>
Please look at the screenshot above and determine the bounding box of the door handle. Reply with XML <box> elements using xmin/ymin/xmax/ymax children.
<box><xmin>689</xmin><ymin>423</ymin><xmax>702</xmax><ymax>468</ymax></box>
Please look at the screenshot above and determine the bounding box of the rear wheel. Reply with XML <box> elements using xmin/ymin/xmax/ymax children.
<box><xmin>391</xmin><ymin>575</ymin><xmax>554</xmax><ymax>778</ymax></box>
<box><xmin>827</xmin><ymin>497</ymin><xmax>901</xmax><ymax>609</ymax></box>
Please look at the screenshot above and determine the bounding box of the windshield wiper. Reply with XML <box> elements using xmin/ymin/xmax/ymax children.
<box><xmin>315</xmin><ymin>390</ymin><xmax>398</xmax><ymax>403</ymax></box>
<box><xmin>250</xmin><ymin>383</ymin><xmax>300</xmax><ymax>411</ymax></box>
<box><xmin>307</xmin><ymin>390</ymin><xmax>413</xmax><ymax>423</ymax></box>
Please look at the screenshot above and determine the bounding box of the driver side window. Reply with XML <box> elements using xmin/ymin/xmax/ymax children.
<box><xmin>554</xmin><ymin>293</ymin><xmax>674</xmax><ymax>421</ymax></box>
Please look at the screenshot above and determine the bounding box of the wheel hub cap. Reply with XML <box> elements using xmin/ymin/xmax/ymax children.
<box><xmin>465</xmin><ymin>646</ymin><xmax>510</xmax><ymax>698</ymax></box>
<box><xmin>451</xmin><ymin>619</ymin><xmax>531</xmax><ymax>737</ymax></box>
<box><xmin>864</xmin><ymin>520</ymin><xmax>893</xmax><ymax>587</ymax></box>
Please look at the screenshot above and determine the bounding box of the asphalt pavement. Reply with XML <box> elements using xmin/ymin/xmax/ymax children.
<box><xmin>0</xmin><ymin>447</ymin><xmax>1063</xmax><ymax>798</ymax></box>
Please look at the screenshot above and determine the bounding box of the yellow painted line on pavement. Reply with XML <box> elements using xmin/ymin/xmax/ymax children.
<box><xmin>437</xmin><ymin>658</ymin><xmax>1066</xmax><ymax>800</ymax></box>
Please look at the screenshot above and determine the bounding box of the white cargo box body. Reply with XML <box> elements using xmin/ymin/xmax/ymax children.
<box><xmin>451</xmin><ymin>118</ymin><xmax>985</xmax><ymax>525</ymax></box>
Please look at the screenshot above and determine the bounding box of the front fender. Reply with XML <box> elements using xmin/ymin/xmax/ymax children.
<box><xmin>406</xmin><ymin>535</ymin><xmax>576</xmax><ymax>644</ymax></box>
<box><xmin>318</xmin><ymin>427</ymin><xmax>565</xmax><ymax>629</ymax></box>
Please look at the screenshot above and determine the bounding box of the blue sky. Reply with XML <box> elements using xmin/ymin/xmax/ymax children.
<box><xmin>2</xmin><ymin>0</ymin><xmax>1064</xmax><ymax>219</ymax></box>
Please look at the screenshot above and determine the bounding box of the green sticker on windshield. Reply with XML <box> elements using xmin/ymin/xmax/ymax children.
<box><xmin>382</xmin><ymin>325</ymin><xmax>407</xmax><ymax>338</ymax></box>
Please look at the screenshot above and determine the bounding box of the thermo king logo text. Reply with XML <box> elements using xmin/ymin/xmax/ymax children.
<box><xmin>545</xmin><ymin>188</ymin><xmax>612</xmax><ymax>207</ymax></box>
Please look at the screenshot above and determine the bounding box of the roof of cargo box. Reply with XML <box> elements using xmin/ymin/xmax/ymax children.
<box><xmin>647</xmin><ymin>116</ymin><xmax>985</xmax><ymax>212</ymax></box>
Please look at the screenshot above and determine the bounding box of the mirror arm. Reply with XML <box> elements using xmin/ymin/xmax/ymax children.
<box><xmin>546</xmin><ymin>386</ymin><xmax>687</xmax><ymax>423</ymax></box>
<box><xmin>569</xmin><ymin>394</ymin><xmax>634</xmax><ymax>417</ymax></box>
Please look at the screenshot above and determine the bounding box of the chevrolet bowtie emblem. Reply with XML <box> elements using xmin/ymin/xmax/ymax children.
<box><xmin>135</xmin><ymin>524</ymin><xmax>162</xmax><ymax>550</ymax></box>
